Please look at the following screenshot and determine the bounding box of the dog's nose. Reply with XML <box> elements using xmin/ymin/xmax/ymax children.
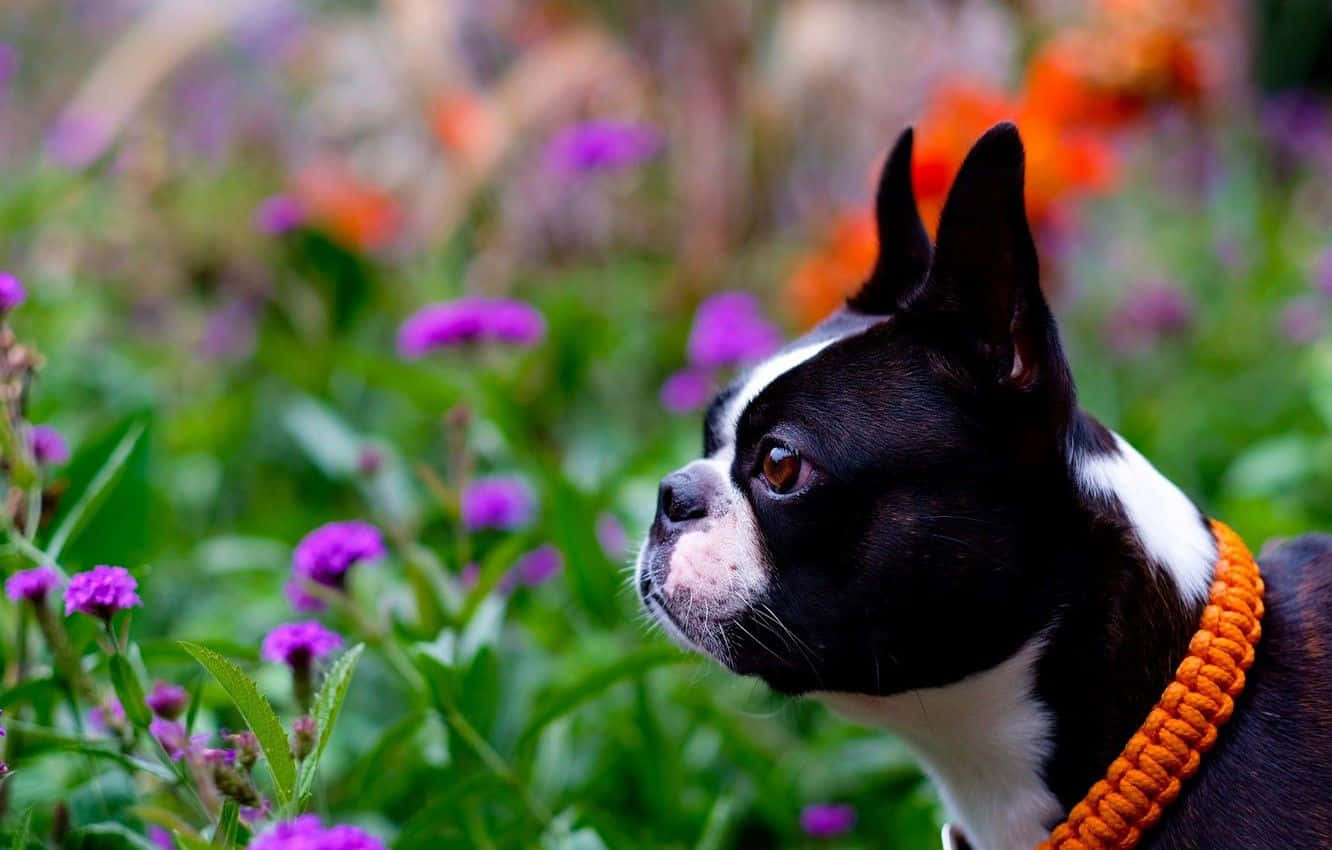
<box><xmin>657</xmin><ymin>469</ymin><xmax>709</xmax><ymax>525</ymax></box>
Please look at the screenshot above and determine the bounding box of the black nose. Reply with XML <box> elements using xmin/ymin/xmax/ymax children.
<box><xmin>657</xmin><ymin>469</ymin><xmax>709</xmax><ymax>525</ymax></box>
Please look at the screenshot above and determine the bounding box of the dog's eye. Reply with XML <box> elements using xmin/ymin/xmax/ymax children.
<box><xmin>761</xmin><ymin>445</ymin><xmax>806</xmax><ymax>494</ymax></box>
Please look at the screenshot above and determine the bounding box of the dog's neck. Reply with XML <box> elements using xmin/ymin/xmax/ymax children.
<box><xmin>822</xmin><ymin>415</ymin><xmax>1214</xmax><ymax>850</ymax></box>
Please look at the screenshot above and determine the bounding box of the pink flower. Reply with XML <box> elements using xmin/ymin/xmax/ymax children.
<box><xmin>544</xmin><ymin>120</ymin><xmax>663</xmax><ymax>175</ymax></box>
<box><xmin>250</xmin><ymin>815</ymin><xmax>386</xmax><ymax>850</ymax></box>
<box><xmin>396</xmin><ymin>297</ymin><xmax>545</xmax><ymax>358</ymax></box>
<box><xmin>660</xmin><ymin>369</ymin><xmax>713</xmax><ymax>413</ymax></box>
<box><xmin>800</xmin><ymin>804</ymin><xmax>856</xmax><ymax>838</ymax></box>
<box><xmin>261</xmin><ymin>621</ymin><xmax>343</xmax><ymax>668</ymax></box>
<box><xmin>64</xmin><ymin>566</ymin><xmax>141</xmax><ymax>619</ymax></box>
<box><xmin>595</xmin><ymin>512</ymin><xmax>629</xmax><ymax>560</ymax></box>
<box><xmin>0</xmin><ymin>272</ymin><xmax>25</xmax><ymax>311</ymax></box>
<box><xmin>288</xmin><ymin>521</ymin><xmax>385</xmax><ymax>612</ymax></box>
<box><xmin>254</xmin><ymin>194</ymin><xmax>305</xmax><ymax>235</ymax></box>
<box><xmin>686</xmin><ymin>293</ymin><xmax>781</xmax><ymax>368</ymax></box>
<box><xmin>461</xmin><ymin>477</ymin><xmax>534</xmax><ymax>531</ymax></box>
<box><xmin>146</xmin><ymin>682</ymin><xmax>189</xmax><ymax>719</ymax></box>
<box><xmin>28</xmin><ymin>425</ymin><xmax>69</xmax><ymax>466</ymax></box>
<box><xmin>5</xmin><ymin>565</ymin><xmax>58</xmax><ymax>603</ymax></box>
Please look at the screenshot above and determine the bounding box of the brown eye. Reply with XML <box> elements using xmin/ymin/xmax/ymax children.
<box><xmin>761</xmin><ymin>445</ymin><xmax>804</xmax><ymax>493</ymax></box>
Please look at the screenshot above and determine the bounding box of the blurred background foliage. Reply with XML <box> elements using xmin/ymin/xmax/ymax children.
<box><xmin>0</xmin><ymin>0</ymin><xmax>1331</xmax><ymax>848</ymax></box>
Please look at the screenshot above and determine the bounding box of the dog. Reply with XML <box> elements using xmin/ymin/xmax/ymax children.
<box><xmin>636</xmin><ymin>123</ymin><xmax>1332</xmax><ymax>850</ymax></box>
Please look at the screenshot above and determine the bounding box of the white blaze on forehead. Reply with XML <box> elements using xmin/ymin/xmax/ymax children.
<box><xmin>1076</xmin><ymin>432</ymin><xmax>1215</xmax><ymax>604</ymax></box>
<box><xmin>720</xmin><ymin>339</ymin><xmax>838</xmax><ymax>448</ymax></box>
<box><xmin>661</xmin><ymin>451</ymin><xmax>767</xmax><ymax>618</ymax></box>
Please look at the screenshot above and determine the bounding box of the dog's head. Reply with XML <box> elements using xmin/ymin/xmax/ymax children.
<box><xmin>637</xmin><ymin>124</ymin><xmax>1083</xmax><ymax>696</ymax></box>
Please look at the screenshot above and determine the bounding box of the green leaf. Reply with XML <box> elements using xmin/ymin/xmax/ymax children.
<box><xmin>45</xmin><ymin>420</ymin><xmax>146</xmax><ymax>562</ymax></box>
<box><xmin>179</xmin><ymin>641</ymin><xmax>296</xmax><ymax>806</ymax></box>
<box><xmin>279</xmin><ymin>397</ymin><xmax>363</xmax><ymax>479</ymax></box>
<box><xmin>214</xmin><ymin>800</ymin><xmax>239</xmax><ymax>847</ymax></box>
<box><xmin>64</xmin><ymin>823</ymin><xmax>160</xmax><ymax>850</ymax></box>
<box><xmin>10</xmin><ymin>807</ymin><xmax>32</xmax><ymax>850</ymax></box>
<box><xmin>110</xmin><ymin>654</ymin><xmax>152</xmax><ymax>728</ymax></box>
<box><xmin>295</xmin><ymin>643</ymin><xmax>365</xmax><ymax>799</ymax></box>
<box><xmin>174</xmin><ymin>834</ymin><xmax>214</xmax><ymax>850</ymax></box>
<box><xmin>516</xmin><ymin>646</ymin><xmax>689</xmax><ymax>754</ymax></box>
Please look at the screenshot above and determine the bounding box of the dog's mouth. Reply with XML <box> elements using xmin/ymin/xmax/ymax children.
<box><xmin>638</xmin><ymin>543</ymin><xmax>809</xmax><ymax>681</ymax></box>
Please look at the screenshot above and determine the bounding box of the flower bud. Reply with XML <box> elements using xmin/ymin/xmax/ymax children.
<box><xmin>291</xmin><ymin>714</ymin><xmax>317</xmax><ymax>762</ymax></box>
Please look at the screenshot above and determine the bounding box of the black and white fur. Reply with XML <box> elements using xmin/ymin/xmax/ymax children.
<box><xmin>637</xmin><ymin>124</ymin><xmax>1332</xmax><ymax>849</ymax></box>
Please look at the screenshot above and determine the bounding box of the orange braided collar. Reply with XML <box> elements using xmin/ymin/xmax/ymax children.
<box><xmin>1036</xmin><ymin>520</ymin><xmax>1265</xmax><ymax>850</ymax></box>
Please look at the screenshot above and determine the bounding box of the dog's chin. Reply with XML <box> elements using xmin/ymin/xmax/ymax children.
<box><xmin>638</xmin><ymin>542</ymin><xmax>816</xmax><ymax>692</ymax></box>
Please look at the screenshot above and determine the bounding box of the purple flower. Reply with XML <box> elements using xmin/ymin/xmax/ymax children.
<box><xmin>1313</xmin><ymin>247</ymin><xmax>1332</xmax><ymax>298</ymax></box>
<box><xmin>261</xmin><ymin>621</ymin><xmax>343</xmax><ymax>668</ymax></box>
<box><xmin>461</xmin><ymin>477</ymin><xmax>535</xmax><ymax>531</ymax></box>
<box><xmin>28</xmin><ymin>425</ymin><xmax>69</xmax><ymax>466</ymax></box>
<box><xmin>88</xmin><ymin>697</ymin><xmax>125</xmax><ymax>733</ymax></box>
<box><xmin>148</xmin><ymin>825</ymin><xmax>175</xmax><ymax>850</ymax></box>
<box><xmin>251</xmin><ymin>816</ymin><xmax>386</xmax><ymax>850</ymax></box>
<box><xmin>485</xmin><ymin>299</ymin><xmax>547</xmax><ymax>344</ymax></box>
<box><xmin>64</xmin><ymin>566</ymin><xmax>141</xmax><ymax>619</ymax></box>
<box><xmin>288</xmin><ymin>520</ymin><xmax>385</xmax><ymax>611</ymax></box>
<box><xmin>291</xmin><ymin>714</ymin><xmax>317</xmax><ymax>760</ymax></box>
<box><xmin>396</xmin><ymin>297</ymin><xmax>545</xmax><ymax>358</ymax></box>
<box><xmin>513</xmin><ymin>545</ymin><xmax>563</xmax><ymax>586</ymax></box>
<box><xmin>147</xmin><ymin>682</ymin><xmax>189</xmax><ymax>719</ymax></box>
<box><xmin>45</xmin><ymin>111</ymin><xmax>112</xmax><ymax>170</ymax></box>
<box><xmin>254</xmin><ymin>194</ymin><xmax>305</xmax><ymax>235</ymax></box>
<box><xmin>1106</xmin><ymin>282</ymin><xmax>1196</xmax><ymax>355</ymax></box>
<box><xmin>5</xmin><ymin>565</ymin><xmax>58</xmax><ymax>603</ymax></box>
<box><xmin>1279</xmin><ymin>297</ymin><xmax>1325</xmax><ymax>345</ymax></box>
<box><xmin>293</xmin><ymin>521</ymin><xmax>385</xmax><ymax>586</ymax></box>
<box><xmin>150</xmin><ymin>717</ymin><xmax>193</xmax><ymax>760</ymax></box>
<box><xmin>686</xmin><ymin>293</ymin><xmax>782</xmax><ymax>368</ymax></box>
<box><xmin>800</xmin><ymin>804</ymin><xmax>857</xmax><ymax>838</ymax></box>
<box><xmin>660</xmin><ymin>369</ymin><xmax>714</xmax><ymax>413</ymax></box>
<box><xmin>0</xmin><ymin>272</ymin><xmax>25</xmax><ymax>311</ymax></box>
<box><xmin>544</xmin><ymin>120</ymin><xmax>663</xmax><ymax>176</ymax></box>
<box><xmin>595</xmin><ymin>512</ymin><xmax>629</xmax><ymax>560</ymax></box>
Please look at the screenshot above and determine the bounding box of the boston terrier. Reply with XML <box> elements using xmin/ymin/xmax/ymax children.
<box><xmin>636</xmin><ymin>123</ymin><xmax>1332</xmax><ymax>849</ymax></box>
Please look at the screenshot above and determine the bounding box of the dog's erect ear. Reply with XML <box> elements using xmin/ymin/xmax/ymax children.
<box><xmin>847</xmin><ymin>128</ymin><xmax>932</xmax><ymax>315</ymax></box>
<box><xmin>906</xmin><ymin>122</ymin><xmax>1065</xmax><ymax>394</ymax></box>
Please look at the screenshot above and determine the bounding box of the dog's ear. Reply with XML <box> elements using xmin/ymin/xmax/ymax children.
<box><xmin>905</xmin><ymin>122</ymin><xmax>1067</xmax><ymax>396</ymax></box>
<box><xmin>847</xmin><ymin>128</ymin><xmax>932</xmax><ymax>315</ymax></box>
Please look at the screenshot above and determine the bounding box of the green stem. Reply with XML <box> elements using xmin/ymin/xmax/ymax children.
<box><xmin>23</xmin><ymin>485</ymin><xmax>41</xmax><ymax>539</ymax></box>
<box><xmin>0</xmin><ymin>515</ymin><xmax>59</xmax><ymax>573</ymax></box>
<box><xmin>32</xmin><ymin>601</ymin><xmax>97</xmax><ymax>703</ymax></box>
<box><xmin>434</xmin><ymin>689</ymin><xmax>551</xmax><ymax>827</ymax></box>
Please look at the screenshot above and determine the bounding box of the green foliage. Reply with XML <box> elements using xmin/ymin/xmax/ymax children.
<box><xmin>179</xmin><ymin>642</ymin><xmax>298</xmax><ymax>808</ymax></box>
<box><xmin>1</xmin><ymin>6</ymin><xmax>1330</xmax><ymax>850</ymax></box>
<box><xmin>296</xmin><ymin>643</ymin><xmax>364</xmax><ymax>800</ymax></box>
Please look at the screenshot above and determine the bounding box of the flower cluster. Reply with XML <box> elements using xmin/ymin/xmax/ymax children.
<box><xmin>27</xmin><ymin>424</ymin><xmax>69</xmax><ymax>466</ymax></box>
<box><xmin>146</xmin><ymin>682</ymin><xmax>188</xmax><ymax>719</ymax></box>
<box><xmin>251</xmin><ymin>816</ymin><xmax>386</xmax><ymax>850</ymax></box>
<box><xmin>0</xmin><ymin>271</ymin><xmax>25</xmax><ymax>311</ymax></box>
<box><xmin>661</xmin><ymin>292</ymin><xmax>782</xmax><ymax>412</ymax></box>
<box><xmin>5</xmin><ymin>565</ymin><xmax>58</xmax><ymax>603</ymax></box>
<box><xmin>261</xmin><ymin>621</ymin><xmax>344</xmax><ymax>669</ymax></box>
<box><xmin>396</xmin><ymin>296</ymin><xmax>546</xmax><ymax>358</ymax></box>
<box><xmin>461</xmin><ymin>476</ymin><xmax>534</xmax><ymax>531</ymax></box>
<box><xmin>64</xmin><ymin>565</ymin><xmax>141</xmax><ymax>619</ymax></box>
<box><xmin>800</xmin><ymin>803</ymin><xmax>856</xmax><ymax>838</ymax></box>
<box><xmin>287</xmin><ymin>520</ymin><xmax>385</xmax><ymax>611</ymax></box>
<box><xmin>543</xmin><ymin>120</ymin><xmax>663</xmax><ymax>176</ymax></box>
